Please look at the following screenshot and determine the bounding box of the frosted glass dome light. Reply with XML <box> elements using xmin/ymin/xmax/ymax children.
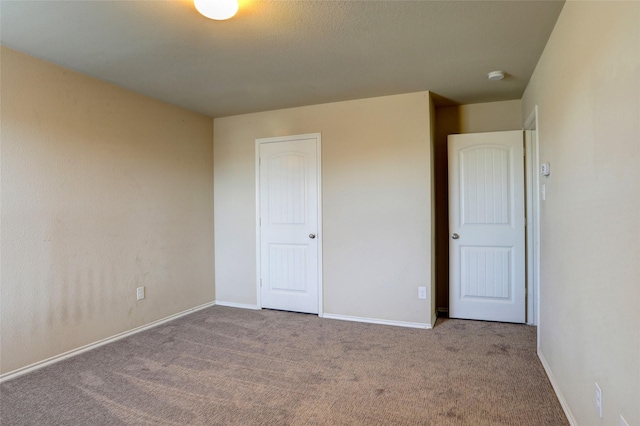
<box><xmin>194</xmin><ymin>0</ymin><xmax>239</xmax><ymax>20</ymax></box>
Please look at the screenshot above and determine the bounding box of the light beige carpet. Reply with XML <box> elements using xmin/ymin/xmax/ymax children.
<box><xmin>0</xmin><ymin>306</ymin><xmax>568</xmax><ymax>425</ymax></box>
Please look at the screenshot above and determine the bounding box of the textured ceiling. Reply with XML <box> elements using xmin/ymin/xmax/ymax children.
<box><xmin>0</xmin><ymin>0</ymin><xmax>564</xmax><ymax>117</ymax></box>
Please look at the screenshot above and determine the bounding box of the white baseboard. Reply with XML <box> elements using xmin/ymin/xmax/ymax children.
<box><xmin>214</xmin><ymin>300</ymin><xmax>261</xmax><ymax>310</ymax></box>
<box><xmin>538</xmin><ymin>349</ymin><xmax>578</xmax><ymax>426</ymax></box>
<box><xmin>323</xmin><ymin>313</ymin><xmax>431</xmax><ymax>330</ymax></box>
<box><xmin>0</xmin><ymin>301</ymin><xmax>217</xmax><ymax>383</ymax></box>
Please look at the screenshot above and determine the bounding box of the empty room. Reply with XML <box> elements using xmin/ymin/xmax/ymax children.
<box><xmin>1</xmin><ymin>1</ymin><xmax>638</xmax><ymax>425</ymax></box>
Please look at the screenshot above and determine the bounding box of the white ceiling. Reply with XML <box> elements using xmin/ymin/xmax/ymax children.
<box><xmin>0</xmin><ymin>0</ymin><xmax>564</xmax><ymax>118</ymax></box>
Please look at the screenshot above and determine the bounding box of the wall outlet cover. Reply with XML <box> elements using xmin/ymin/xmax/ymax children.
<box><xmin>418</xmin><ymin>286</ymin><xmax>427</xmax><ymax>299</ymax></box>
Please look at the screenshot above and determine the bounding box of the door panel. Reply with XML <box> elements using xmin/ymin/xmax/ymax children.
<box><xmin>460</xmin><ymin>246</ymin><xmax>511</xmax><ymax>299</ymax></box>
<box><xmin>259</xmin><ymin>136</ymin><xmax>319</xmax><ymax>314</ymax></box>
<box><xmin>448</xmin><ymin>131</ymin><xmax>525</xmax><ymax>323</ymax></box>
<box><xmin>461</xmin><ymin>147</ymin><xmax>510</xmax><ymax>225</ymax></box>
<box><xmin>269</xmin><ymin>244</ymin><xmax>308</xmax><ymax>292</ymax></box>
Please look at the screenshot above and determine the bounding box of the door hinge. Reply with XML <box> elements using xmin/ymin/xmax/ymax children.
<box><xmin>260</xmin><ymin>278</ymin><xmax>263</xmax><ymax>287</ymax></box>
<box><xmin>259</xmin><ymin>157</ymin><xmax>261</xmax><ymax>166</ymax></box>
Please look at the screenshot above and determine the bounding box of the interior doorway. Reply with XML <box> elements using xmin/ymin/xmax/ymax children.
<box><xmin>448</xmin><ymin>131</ymin><xmax>526</xmax><ymax>323</ymax></box>
<box><xmin>433</xmin><ymin>101</ymin><xmax>538</xmax><ymax>325</ymax></box>
<box><xmin>255</xmin><ymin>133</ymin><xmax>323</xmax><ymax>315</ymax></box>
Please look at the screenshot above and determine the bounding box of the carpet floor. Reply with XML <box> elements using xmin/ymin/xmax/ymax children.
<box><xmin>0</xmin><ymin>306</ymin><xmax>568</xmax><ymax>425</ymax></box>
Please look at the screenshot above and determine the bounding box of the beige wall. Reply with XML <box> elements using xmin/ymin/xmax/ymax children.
<box><xmin>522</xmin><ymin>2</ymin><xmax>639</xmax><ymax>425</ymax></box>
<box><xmin>437</xmin><ymin>100</ymin><xmax>523</xmax><ymax>135</ymax></box>
<box><xmin>214</xmin><ymin>92</ymin><xmax>434</xmax><ymax>326</ymax></box>
<box><xmin>0</xmin><ymin>47</ymin><xmax>215</xmax><ymax>375</ymax></box>
<box><xmin>433</xmin><ymin>100</ymin><xmax>522</xmax><ymax>311</ymax></box>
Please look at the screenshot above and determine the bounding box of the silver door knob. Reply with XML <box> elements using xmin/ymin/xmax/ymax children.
<box><xmin>309</xmin><ymin>234</ymin><xmax>316</xmax><ymax>239</ymax></box>
<box><xmin>451</xmin><ymin>233</ymin><xmax>460</xmax><ymax>239</ymax></box>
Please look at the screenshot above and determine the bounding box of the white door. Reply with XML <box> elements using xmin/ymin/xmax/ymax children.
<box><xmin>448</xmin><ymin>131</ymin><xmax>525</xmax><ymax>323</ymax></box>
<box><xmin>258</xmin><ymin>134</ymin><xmax>320</xmax><ymax>314</ymax></box>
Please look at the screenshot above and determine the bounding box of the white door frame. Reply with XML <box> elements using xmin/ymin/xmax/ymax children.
<box><xmin>255</xmin><ymin>133</ymin><xmax>323</xmax><ymax>316</ymax></box>
<box><xmin>524</xmin><ymin>106</ymin><xmax>540</xmax><ymax>328</ymax></box>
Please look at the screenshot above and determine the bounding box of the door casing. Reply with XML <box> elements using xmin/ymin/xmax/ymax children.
<box><xmin>524</xmin><ymin>106</ymin><xmax>541</xmax><ymax>328</ymax></box>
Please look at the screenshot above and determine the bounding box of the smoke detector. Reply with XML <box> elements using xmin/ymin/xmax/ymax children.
<box><xmin>487</xmin><ymin>70</ymin><xmax>506</xmax><ymax>81</ymax></box>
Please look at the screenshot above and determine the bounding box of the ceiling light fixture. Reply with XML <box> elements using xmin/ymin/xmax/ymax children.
<box><xmin>487</xmin><ymin>70</ymin><xmax>506</xmax><ymax>81</ymax></box>
<box><xmin>194</xmin><ymin>0</ymin><xmax>238</xmax><ymax>20</ymax></box>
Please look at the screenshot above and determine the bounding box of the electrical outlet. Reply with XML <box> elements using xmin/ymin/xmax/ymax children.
<box><xmin>595</xmin><ymin>382</ymin><xmax>603</xmax><ymax>418</ymax></box>
<box><xmin>136</xmin><ymin>286</ymin><xmax>145</xmax><ymax>301</ymax></box>
<box><xmin>620</xmin><ymin>415</ymin><xmax>629</xmax><ymax>426</ymax></box>
<box><xmin>418</xmin><ymin>286</ymin><xmax>427</xmax><ymax>299</ymax></box>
